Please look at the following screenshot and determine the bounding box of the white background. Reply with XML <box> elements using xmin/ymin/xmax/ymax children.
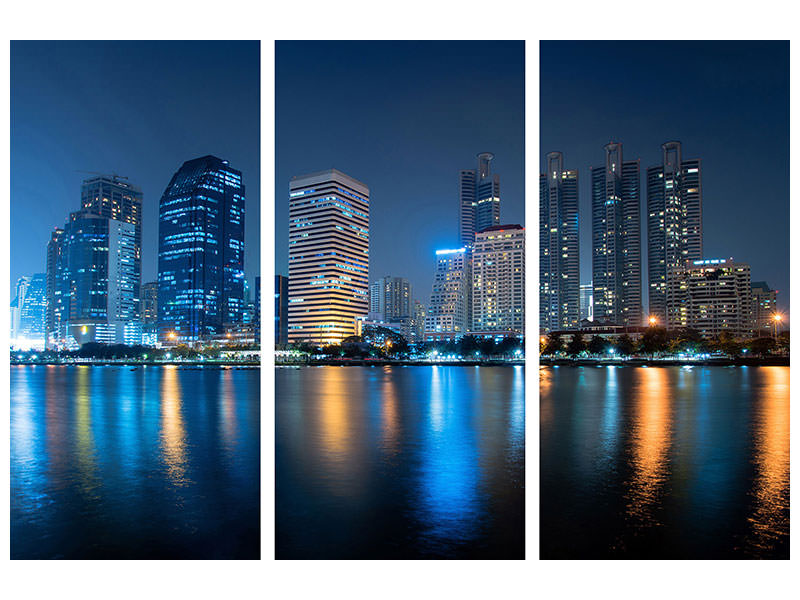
<box><xmin>1</xmin><ymin>1</ymin><xmax>797</xmax><ymax>598</ymax></box>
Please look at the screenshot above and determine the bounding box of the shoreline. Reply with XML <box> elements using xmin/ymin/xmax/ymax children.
<box><xmin>540</xmin><ymin>357</ymin><xmax>789</xmax><ymax>367</ymax></box>
<box><xmin>277</xmin><ymin>359</ymin><xmax>525</xmax><ymax>367</ymax></box>
<box><xmin>11</xmin><ymin>361</ymin><xmax>260</xmax><ymax>368</ymax></box>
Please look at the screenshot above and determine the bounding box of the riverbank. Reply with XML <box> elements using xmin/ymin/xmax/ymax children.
<box><xmin>11</xmin><ymin>360</ymin><xmax>260</xmax><ymax>367</ymax></box>
<box><xmin>277</xmin><ymin>358</ymin><xmax>525</xmax><ymax>367</ymax></box>
<box><xmin>540</xmin><ymin>356</ymin><xmax>789</xmax><ymax>367</ymax></box>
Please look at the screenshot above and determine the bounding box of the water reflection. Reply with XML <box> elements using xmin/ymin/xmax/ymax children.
<box><xmin>159</xmin><ymin>366</ymin><xmax>188</xmax><ymax>486</ymax></box>
<box><xmin>744</xmin><ymin>367</ymin><xmax>790</xmax><ymax>555</ymax></box>
<box><xmin>74</xmin><ymin>366</ymin><xmax>99</xmax><ymax>497</ymax></box>
<box><xmin>625</xmin><ymin>367</ymin><xmax>671</xmax><ymax>525</ymax></box>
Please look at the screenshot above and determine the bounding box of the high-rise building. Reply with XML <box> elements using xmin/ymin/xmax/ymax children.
<box><xmin>667</xmin><ymin>258</ymin><xmax>751</xmax><ymax>338</ymax></box>
<box><xmin>275</xmin><ymin>274</ymin><xmax>288</xmax><ymax>347</ymax></box>
<box><xmin>370</xmin><ymin>276</ymin><xmax>412</xmax><ymax>320</ymax></box>
<box><xmin>141</xmin><ymin>281</ymin><xmax>158</xmax><ymax>325</ymax></box>
<box><xmin>647</xmin><ymin>141</ymin><xmax>703</xmax><ymax>323</ymax></box>
<box><xmin>579</xmin><ymin>283</ymin><xmax>593</xmax><ymax>322</ymax></box>
<box><xmin>45</xmin><ymin>228</ymin><xmax>66</xmax><ymax>349</ymax></box>
<box><xmin>459</xmin><ymin>152</ymin><xmax>501</xmax><ymax>248</ymax></box>
<box><xmin>80</xmin><ymin>175</ymin><xmax>143</xmax><ymax>317</ymax></box>
<box><xmin>425</xmin><ymin>248</ymin><xmax>469</xmax><ymax>337</ymax></box>
<box><xmin>11</xmin><ymin>274</ymin><xmax>47</xmax><ymax>350</ymax></box>
<box><xmin>46</xmin><ymin>210</ymin><xmax>140</xmax><ymax>347</ymax></box>
<box><xmin>752</xmin><ymin>281</ymin><xmax>778</xmax><ymax>337</ymax></box>
<box><xmin>412</xmin><ymin>300</ymin><xmax>426</xmax><ymax>342</ymax></box>
<box><xmin>157</xmin><ymin>155</ymin><xmax>246</xmax><ymax>344</ymax></box>
<box><xmin>471</xmin><ymin>224</ymin><xmax>524</xmax><ymax>334</ymax></box>
<box><xmin>591</xmin><ymin>142</ymin><xmax>642</xmax><ymax>326</ymax></box>
<box><xmin>540</xmin><ymin>151</ymin><xmax>580</xmax><ymax>331</ymax></box>
<box><xmin>255</xmin><ymin>276</ymin><xmax>261</xmax><ymax>346</ymax></box>
<box><xmin>287</xmin><ymin>169</ymin><xmax>369</xmax><ymax>344</ymax></box>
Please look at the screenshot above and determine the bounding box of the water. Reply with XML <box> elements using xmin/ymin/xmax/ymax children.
<box><xmin>540</xmin><ymin>365</ymin><xmax>789</xmax><ymax>559</ymax></box>
<box><xmin>10</xmin><ymin>365</ymin><xmax>260</xmax><ymax>559</ymax></box>
<box><xmin>275</xmin><ymin>365</ymin><xmax>525</xmax><ymax>559</ymax></box>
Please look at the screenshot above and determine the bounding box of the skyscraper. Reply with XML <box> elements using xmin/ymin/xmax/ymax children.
<box><xmin>157</xmin><ymin>155</ymin><xmax>246</xmax><ymax>343</ymax></box>
<box><xmin>45</xmin><ymin>228</ymin><xmax>66</xmax><ymax>349</ymax></box>
<box><xmin>471</xmin><ymin>225</ymin><xmax>525</xmax><ymax>334</ymax></box>
<box><xmin>370</xmin><ymin>276</ymin><xmax>412</xmax><ymax>320</ymax></box>
<box><xmin>80</xmin><ymin>175</ymin><xmax>143</xmax><ymax>317</ymax></box>
<box><xmin>459</xmin><ymin>152</ymin><xmax>501</xmax><ymax>248</ymax></box>
<box><xmin>579</xmin><ymin>283</ymin><xmax>593</xmax><ymax>322</ymax></box>
<box><xmin>287</xmin><ymin>169</ymin><xmax>369</xmax><ymax>344</ymax></box>
<box><xmin>425</xmin><ymin>248</ymin><xmax>469</xmax><ymax>337</ymax></box>
<box><xmin>591</xmin><ymin>142</ymin><xmax>642</xmax><ymax>326</ymax></box>
<box><xmin>11</xmin><ymin>275</ymin><xmax>47</xmax><ymax>350</ymax></box>
<box><xmin>140</xmin><ymin>281</ymin><xmax>158</xmax><ymax>325</ymax></box>
<box><xmin>647</xmin><ymin>141</ymin><xmax>703</xmax><ymax>323</ymax></box>
<box><xmin>540</xmin><ymin>151</ymin><xmax>579</xmax><ymax>331</ymax></box>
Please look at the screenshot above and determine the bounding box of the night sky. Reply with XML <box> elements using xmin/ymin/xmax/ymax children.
<box><xmin>10</xmin><ymin>41</ymin><xmax>260</xmax><ymax>297</ymax></box>
<box><xmin>275</xmin><ymin>41</ymin><xmax>525</xmax><ymax>305</ymax></box>
<box><xmin>541</xmin><ymin>40</ymin><xmax>790</xmax><ymax>317</ymax></box>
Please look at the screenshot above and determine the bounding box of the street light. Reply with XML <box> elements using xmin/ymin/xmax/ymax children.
<box><xmin>773</xmin><ymin>313</ymin><xmax>783</xmax><ymax>340</ymax></box>
<box><xmin>649</xmin><ymin>315</ymin><xmax>657</xmax><ymax>326</ymax></box>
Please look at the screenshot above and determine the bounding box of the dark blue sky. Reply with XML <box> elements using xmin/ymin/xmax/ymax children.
<box><xmin>541</xmin><ymin>40</ymin><xmax>790</xmax><ymax>315</ymax></box>
<box><xmin>275</xmin><ymin>41</ymin><xmax>525</xmax><ymax>303</ymax></box>
<box><xmin>10</xmin><ymin>41</ymin><xmax>260</xmax><ymax>296</ymax></box>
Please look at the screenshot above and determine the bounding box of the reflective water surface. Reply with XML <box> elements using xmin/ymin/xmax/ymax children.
<box><xmin>541</xmin><ymin>366</ymin><xmax>789</xmax><ymax>559</ymax></box>
<box><xmin>10</xmin><ymin>365</ymin><xmax>260</xmax><ymax>559</ymax></box>
<box><xmin>275</xmin><ymin>365</ymin><xmax>525</xmax><ymax>559</ymax></box>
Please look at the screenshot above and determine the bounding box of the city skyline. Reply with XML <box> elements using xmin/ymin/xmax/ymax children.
<box><xmin>10</xmin><ymin>41</ymin><xmax>261</xmax><ymax>297</ymax></box>
<box><xmin>541</xmin><ymin>40</ymin><xmax>789</xmax><ymax>318</ymax></box>
<box><xmin>275</xmin><ymin>41</ymin><xmax>524</xmax><ymax>300</ymax></box>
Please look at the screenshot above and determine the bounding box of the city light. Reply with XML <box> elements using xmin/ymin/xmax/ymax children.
<box><xmin>649</xmin><ymin>316</ymin><xmax>657</xmax><ymax>325</ymax></box>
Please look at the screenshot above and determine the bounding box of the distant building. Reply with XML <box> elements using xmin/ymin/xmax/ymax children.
<box><xmin>752</xmin><ymin>281</ymin><xmax>778</xmax><ymax>337</ymax></box>
<box><xmin>591</xmin><ymin>142</ymin><xmax>642</xmax><ymax>326</ymax></box>
<box><xmin>459</xmin><ymin>152</ymin><xmax>500</xmax><ymax>248</ymax></box>
<box><xmin>425</xmin><ymin>247</ymin><xmax>469</xmax><ymax>337</ymax></box>
<box><xmin>471</xmin><ymin>224</ymin><xmax>524</xmax><ymax>334</ymax></box>
<box><xmin>11</xmin><ymin>274</ymin><xmax>47</xmax><ymax>350</ymax></box>
<box><xmin>157</xmin><ymin>155</ymin><xmax>246</xmax><ymax>344</ymax></box>
<box><xmin>412</xmin><ymin>300</ymin><xmax>426</xmax><ymax>342</ymax></box>
<box><xmin>45</xmin><ymin>228</ymin><xmax>66</xmax><ymax>349</ymax></box>
<box><xmin>141</xmin><ymin>281</ymin><xmax>158</xmax><ymax>325</ymax></box>
<box><xmin>540</xmin><ymin>151</ymin><xmax>579</xmax><ymax>331</ymax></box>
<box><xmin>370</xmin><ymin>276</ymin><xmax>412</xmax><ymax>321</ymax></box>
<box><xmin>579</xmin><ymin>283</ymin><xmax>593</xmax><ymax>322</ymax></box>
<box><xmin>667</xmin><ymin>258</ymin><xmax>751</xmax><ymax>339</ymax></box>
<box><xmin>275</xmin><ymin>274</ymin><xmax>288</xmax><ymax>347</ymax></box>
<box><xmin>287</xmin><ymin>169</ymin><xmax>369</xmax><ymax>344</ymax></box>
<box><xmin>647</xmin><ymin>141</ymin><xmax>703</xmax><ymax>323</ymax></box>
<box><xmin>254</xmin><ymin>276</ymin><xmax>261</xmax><ymax>346</ymax></box>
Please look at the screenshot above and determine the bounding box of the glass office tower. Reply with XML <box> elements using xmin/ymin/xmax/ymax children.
<box><xmin>157</xmin><ymin>155</ymin><xmax>246</xmax><ymax>344</ymax></box>
<box><xmin>459</xmin><ymin>152</ymin><xmax>501</xmax><ymax>248</ymax></box>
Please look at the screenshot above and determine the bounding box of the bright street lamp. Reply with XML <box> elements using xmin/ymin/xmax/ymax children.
<box><xmin>649</xmin><ymin>315</ymin><xmax>657</xmax><ymax>326</ymax></box>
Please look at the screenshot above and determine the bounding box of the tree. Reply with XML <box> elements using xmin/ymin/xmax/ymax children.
<box><xmin>615</xmin><ymin>334</ymin><xmax>636</xmax><ymax>356</ymax></box>
<box><xmin>714</xmin><ymin>330</ymin><xmax>742</xmax><ymax>357</ymax></box>
<box><xmin>542</xmin><ymin>332</ymin><xmax>562</xmax><ymax>356</ymax></box>
<box><xmin>748</xmin><ymin>336</ymin><xmax>776</xmax><ymax>357</ymax></box>
<box><xmin>587</xmin><ymin>335</ymin><xmax>608</xmax><ymax>355</ymax></box>
<box><xmin>496</xmin><ymin>336</ymin><xmax>521</xmax><ymax>357</ymax></box>
<box><xmin>639</xmin><ymin>327</ymin><xmax>668</xmax><ymax>356</ymax></box>
<box><xmin>566</xmin><ymin>332</ymin><xmax>585</xmax><ymax>356</ymax></box>
<box><xmin>777</xmin><ymin>331</ymin><xmax>790</xmax><ymax>354</ymax></box>
<box><xmin>458</xmin><ymin>335</ymin><xmax>480</xmax><ymax>357</ymax></box>
<box><xmin>478</xmin><ymin>337</ymin><xmax>497</xmax><ymax>356</ymax></box>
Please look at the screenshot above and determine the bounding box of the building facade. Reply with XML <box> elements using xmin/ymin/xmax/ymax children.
<box><xmin>275</xmin><ymin>274</ymin><xmax>289</xmax><ymax>347</ymax></box>
<box><xmin>287</xmin><ymin>169</ymin><xmax>369</xmax><ymax>344</ymax></box>
<box><xmin>370</xmin><ymin>276</ymin><xmax>412</xmax><ymax>321</ymax></box>
<box><xmin>540</xmin><ymin>151</ymin><xmax>580</xmax><ymax>331</ymax></box>
<box><xmin>157</xmin><ymin>155</ymin><xmax>246</xmax><ymax>344</ymax></box>
<box><xmin>647</xmin><ymin>141</ymin><xmax>703</xmax><ymax>323</ymax></box>
<box><xmin>471</xmin><ymin>224</ymin><xmax>524</xmax><ymax>334</ymax></box>
<box><xmin>752</xmin><ymin>281</ymin><xmax>778</xmax><ymax>337</ymax></box>
<box><xmin>459</xmin><ymin>152</ymin><xmax>500</xmax><ymax>248</ymax></box>
<box><xmin>667</xmin><ymin>258</ymin><xmax>751</xmax><ymax>338</ymax></box>
<box><xmin>425</xmin><ymin>248</ymin><xmax>469</xmax><ymax>337</ymax></box>
<box><xmin>140</xmin><ymin>281</ymin><xmax>158</xmax><ymax>325</ymax></box>
<box><xmin>591</xmin><ymin>142</ymin><xmax>642</xmax><ymax>326</ymax></box>
<box><xmin>80</xmin><ymin>175</ymin><xmax>143</xmax><ymax>318</ymax></box>
<box><xmin>11</xmin><ymin>274</ymin><xmax>47</xmax><ymax>350</ymax></box>
<box><xmin>579</xmin><ymin>283</ymin><xmax>593</xmax><ymax>322</ymax></box>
